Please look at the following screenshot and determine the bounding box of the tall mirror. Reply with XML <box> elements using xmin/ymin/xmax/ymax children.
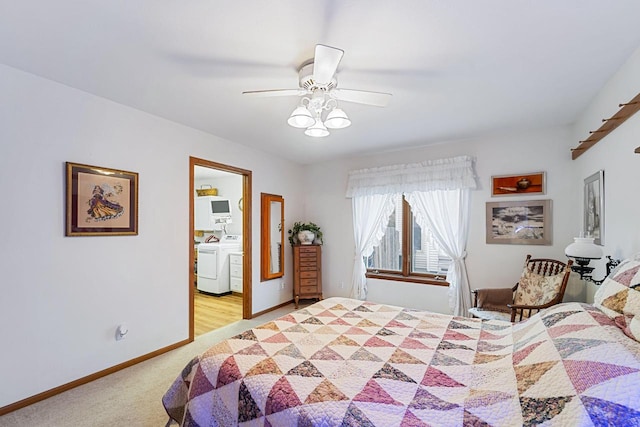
<box><xmin>261</xmin><ymin>193</ymin><xmax>284</xmax><ymax>281</ymax></box>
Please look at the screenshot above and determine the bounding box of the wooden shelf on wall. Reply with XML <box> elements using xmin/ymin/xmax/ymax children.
<box><xmin>571</xmin><ymin>92</ymin><xmax>640</xmax><ymax>160</ymax></box>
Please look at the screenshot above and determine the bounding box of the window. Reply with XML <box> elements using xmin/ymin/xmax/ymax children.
<box><xmin>365</xmin><ymin>195</ymin><xmax>451</xmax><ymax>285</ymax></box>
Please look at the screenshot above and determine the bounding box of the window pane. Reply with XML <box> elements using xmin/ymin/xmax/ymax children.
<box><xmin>366</xmin><ymin>195</ymin><xmax>402</xmax><ymax>271</ymax></box>
<box><xmin>411</xmin><ymin>215</ymin><xmax>451</xmax><ymax>274</ymax></box>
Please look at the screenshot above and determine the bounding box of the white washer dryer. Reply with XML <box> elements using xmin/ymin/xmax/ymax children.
<box><xmin>197</xmin><ymin>235</ymin><xmax>242</xmax><ymax>295</ymax></box>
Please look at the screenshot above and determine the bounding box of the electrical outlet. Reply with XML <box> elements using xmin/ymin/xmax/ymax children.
<box><xmin>281</xmin><ymin>282</ymin><xmax>285</xmax><ymax>290</ymax></box>
<box><xmin>115</xmin><ymin>324</ymin><xmax>128</xmax><ymax>341</ymax></box>
<box><xmin>339</xmin><ymin>281</ymin><xmax>344</xmax><ymax>289</ymax></box>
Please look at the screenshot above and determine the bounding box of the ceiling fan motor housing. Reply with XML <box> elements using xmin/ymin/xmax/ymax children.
<box><xmin>298</xmin><ymin>62</ymin><xmax>337</xmax><ymax>92</ymax></box>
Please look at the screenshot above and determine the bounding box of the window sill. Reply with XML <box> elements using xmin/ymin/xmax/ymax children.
<box><xmin>365</xmin><ymin>272</ymin><xmax>449</xmax><ymax>287</ymax></box>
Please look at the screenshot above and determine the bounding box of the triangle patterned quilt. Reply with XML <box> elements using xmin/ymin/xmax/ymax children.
<box><xmin>163</xmin><ymin>297</ymin><xmax>640</xmax><ymax>426</ymax></box>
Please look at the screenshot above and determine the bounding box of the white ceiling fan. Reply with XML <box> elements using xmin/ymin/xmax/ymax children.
<box><xmin>242</xmin><ymin>44</ymin><xmax>392</xmax><ymax>137</ymax></box>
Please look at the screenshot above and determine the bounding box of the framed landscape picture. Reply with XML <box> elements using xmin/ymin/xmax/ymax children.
<box><xmin>491</xmin><ymin>172</ymin><xmax>545</xmax><ymax>196</ymax></box>
<box><xmin>486</xmin><ymin>199</ymin><xmax>551</xmax><ymax>245</ymax></box>
<box><xmin>584</xmin><ymin>170</ymin><xmax>604</xmax><ymax>245</ymax></box>
<box><xmin>66</xmin><ymin>162</ymin><xmax>138</xmax><ymax>236</ymax></box>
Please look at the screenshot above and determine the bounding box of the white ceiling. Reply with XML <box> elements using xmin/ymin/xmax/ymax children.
<box><xmin>2</xmin><ymin>1</ymin><xmax>640</xmax><ymax>164</ymax></box>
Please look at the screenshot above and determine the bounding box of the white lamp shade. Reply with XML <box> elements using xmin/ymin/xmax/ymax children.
<box><xmin>304</xmin><ymin>120</ymin><xmax>329</xmax><ymax>137</ymax></box>
<box><xmin>565</xmin><ymin>237</ymin><xmax>603</xmax><ymax>259</ymax></box>
<box><xmin>287</xmin><ymin>106</ymin><xmax>314</xmax><ymax>128</ymax></box>
<box><xmin>324</xmin><ymin>108</ymin><xmax>351</xmax><ymax>129</ymax></box>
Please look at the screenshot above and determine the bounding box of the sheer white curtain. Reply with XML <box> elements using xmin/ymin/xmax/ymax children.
<box><xmin>346</xmin><ymin>156</ymin><xmax>476</xmax><ymax>309</ymax></box>
<box><xmin>350</xmin><ymin>194</ymin><xmax>396</xmax><ymax>299</ymax></box>
<box><xmin>406</xmin><ymin>189</ymin><xmax>472</xmax><ymax>316</ymax></box>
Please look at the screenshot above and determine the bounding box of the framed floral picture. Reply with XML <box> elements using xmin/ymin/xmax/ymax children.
<box><xmin>65</xmin><ymin>162</ymin><xmax>138</xmax><ymax>236</ymax></box>
<box><xmin>486</xmin><ymin>199</ymin><xmax>552</xmax><ymax>245</ymax></box>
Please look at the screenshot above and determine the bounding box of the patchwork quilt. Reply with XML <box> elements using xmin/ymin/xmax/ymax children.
<box><xmin>163</xmin><ymin>297</ymin><xmax>640</xmax><ymax>426</ymax></box>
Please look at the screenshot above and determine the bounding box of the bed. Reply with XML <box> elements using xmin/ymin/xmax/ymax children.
<box><xmin>163</xmin><ymin>259</ymin><xmax>640</xmax><ymax>426</ymax></box>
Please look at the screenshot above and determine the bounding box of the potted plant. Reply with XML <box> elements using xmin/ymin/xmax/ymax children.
<box><xmin>288</xmin><ymin>221</ymin><xmax>323</xmax><ymax>245</ymax></box>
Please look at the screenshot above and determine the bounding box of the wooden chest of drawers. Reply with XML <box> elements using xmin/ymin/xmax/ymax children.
<box><xmin>293</xmin><ymin>245</ymin><xmax>322</xmax><ymax>308</ymax></box>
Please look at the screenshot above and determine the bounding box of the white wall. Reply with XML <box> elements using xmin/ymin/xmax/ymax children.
<box><xmin>194</xmin><ymin>174</ymin><xmax>243</xmax><ymax>237</ymax></box>
<box><xmin>3</xmin><ymin>42</ymin><xmax>639</xmax><ymax>411</ymax></box>
<box><xmin>304</xmin><ymin>47</ymin><xmax>640</xmax><ymax>315</ymax></box>
<box><xmin>304</xmin><ymin>127</ymin><xmax>580</xmax><ymax>314</ymax></box>
<box><xmin>0</xmin><ymin>64</ymin><xmax>304</xmax><ymax>408</ymax></box>
<box><xmin>570</xmin><ymin>46</ymin><xmax>640</xmax><ymax>301</ymax></box>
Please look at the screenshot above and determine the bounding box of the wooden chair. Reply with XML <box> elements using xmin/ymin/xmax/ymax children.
<box><xmin>469</xmin><ymin>255</ymin><xmax>573</xmax><ymax>322</ymax></box>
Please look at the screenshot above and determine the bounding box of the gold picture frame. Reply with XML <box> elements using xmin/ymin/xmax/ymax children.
<box><xmin>65</xmin><ymin>162</ymin><xmax>138</xmax><ymax>236</ymax></box>
<box><xmin>486</xmin><ymin>199</ymin><xmax>551</xmax><ymax>245</ymax></box>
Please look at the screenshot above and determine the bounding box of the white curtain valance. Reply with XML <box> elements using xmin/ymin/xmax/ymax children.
<box><xmin>345</xmin><ymin>155</ymin><xmax>477</xmax><ymax>198</ymax></box>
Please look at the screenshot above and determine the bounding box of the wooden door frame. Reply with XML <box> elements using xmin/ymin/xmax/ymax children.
<box><xmin>189</xmin><ymin>157</ymin><xmax>252</xmax><ymax>341</ymax></box>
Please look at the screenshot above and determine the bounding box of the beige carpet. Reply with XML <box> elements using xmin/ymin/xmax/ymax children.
<box><xmin>0</xmin><ymin>303</ymin><xmax>299</xmax><ymax>427</ymax></box>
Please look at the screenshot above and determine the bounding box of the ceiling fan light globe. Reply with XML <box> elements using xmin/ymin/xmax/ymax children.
<box><xmin>287</xmin><ymin>107</ymin><xmax>314</xmax><ymax>128</ymax></box>
<box><xmin>324</xmin><ymin>108</ymin><xmax>351</xmax><ymax>129</ymax></box>
<box><xmin>304</xmin><ymin>120</ymin><xmax>329</xmax><ymax>137</ymax></box>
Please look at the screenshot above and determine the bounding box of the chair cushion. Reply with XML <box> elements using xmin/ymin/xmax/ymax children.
<box><xmin>468</xmin><ymin>307</ymin><xmax>513</xmax><ymax>322</ymax></box>
<box><xmin>514</xmin><ymin>266</ymin><xmax>565</xmax><ymax>306</ymax></box>
<box><xmin>594</xmin><ymin>254</ymin><xmax>640</xmax><ymax>342</ymax></box>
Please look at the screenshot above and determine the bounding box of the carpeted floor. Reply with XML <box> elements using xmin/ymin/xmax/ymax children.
<box><xmin>0</xmin><ymin>303</ymin><xmax>299</xmax><ymax>427</ymax></box>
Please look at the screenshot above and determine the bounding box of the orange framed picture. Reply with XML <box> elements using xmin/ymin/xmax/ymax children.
<box><xmin>491</xmin><ymin>172</ymin><xmax>545</xmax><ymax>196</ymax></box>
<box><xmin>65</xmin><ymin>162</ymin><xmax>138</xmax><ymax>236</ymax></box>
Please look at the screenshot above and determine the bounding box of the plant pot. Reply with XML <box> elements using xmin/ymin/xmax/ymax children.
<box><xmin>297</xmin><ymin>231</ymin><xmax>315</xmax><ymax>245</ymax></box>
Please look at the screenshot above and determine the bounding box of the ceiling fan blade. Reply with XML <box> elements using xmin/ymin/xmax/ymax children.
<box><xmin>313</xmin><ymin>45</ymin><xmax>344</xmax><ymax>85</ymax></box>
<box><xmin>330</xmin><ymin>89</ymin><xmax>392</xmax><ymax>107</ymax></box>
<box><xmin>242</xmin><ymin>89</ymin><xmax>306</xmax><ymax>97</ymax></box>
